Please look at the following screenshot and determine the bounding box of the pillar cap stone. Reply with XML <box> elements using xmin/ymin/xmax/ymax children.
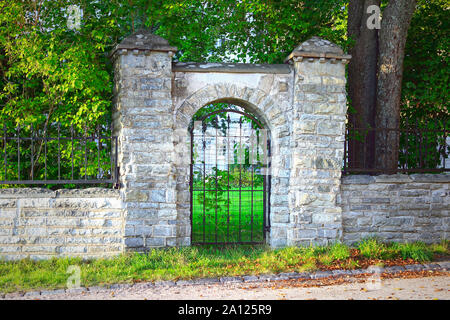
<box><xmin>284</xmin><ymin>36</ymin><xmax>351</xmax><ymax>64</ymax></box>
<box><xmin>111</xmin><ymin>29</ymin><xmax>177</xmax><ymax>57</ymax></box>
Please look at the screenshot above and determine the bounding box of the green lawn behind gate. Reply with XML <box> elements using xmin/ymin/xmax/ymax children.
<box><xmin>192</xmin><ymin>187</ymin><xmax>265</xmax><ymax>244</ymax></box>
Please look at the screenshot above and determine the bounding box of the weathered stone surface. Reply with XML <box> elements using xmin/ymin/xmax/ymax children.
<box><xmin>219</xmin><ymin>276</ymin><xmax>243</xmax><ymax>283</ymax></box>
<box><xmin>310</xmin><ymin>271</ymin><xmax>333</xmax><ymax>279</ymax></box>
<box><xmin>243</xmin><ymin>275</ymin><xmax>260</xmax><ymax>282</ymax></box>
<box><xmin>111</xmin><ymin>28</ymin><xmax>177</xmax><ymax>56</ymax></box>
<box><xmin>0</xmin><ymin>189</ymin><xmax>124</xmax><ymax>260</ymax></box>
<box><xmin>341</xmin><ymin>174</ymin><xmax>449</xmax><ymax>244</ymax></box>
<box><xmin>173</xmin><ymin>62</ymin><xmax>291</xmax><ymax>74</ymax></box>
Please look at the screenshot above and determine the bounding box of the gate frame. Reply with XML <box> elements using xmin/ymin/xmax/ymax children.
<box><xmin>112</xmin><ymin>30</ymin><xmax>350</xmax><ymax>250</ymax></box>
<box><xmin>188</xmin><ymin>107</ymin><xmax>272</xmax><ymax>245</ymax></box>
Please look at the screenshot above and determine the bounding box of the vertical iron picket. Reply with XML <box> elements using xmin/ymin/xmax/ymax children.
<box><xmin>3</xmin><ymin>125</ymin><xmax>6</xmax><ymax>181</ymax></box>
<box><xmin>84</xmin><ymin>124</ymin><xmax>87</xmax><ymax>181</ymax></box>
<box><xmin>17</xmin><ymin>125</ymin><xmax>20</xmax><ymax>181</ymax></box>
<box><xmin>30</xmin><ymin>124</ymin><xmax>34</xmax><ymax>181</ymax></box>
<box><xmin>57</xmin><ymin>123</ymin><xmax>61</xmax><ymax>180</ymax></box>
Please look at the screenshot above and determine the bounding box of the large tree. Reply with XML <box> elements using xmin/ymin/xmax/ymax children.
<box><xmin>347</xmin><ymin>0</ymin><xmax>418</xmax><ymax>171</ymax></box>
<box><xmin>347</xmin><ymin>0</ymin><xmax>380</xmax><ymax>170</ymax></box>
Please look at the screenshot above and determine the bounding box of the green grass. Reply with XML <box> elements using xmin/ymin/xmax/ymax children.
<box><xmin>357</xmin><ymin>238</ymin><xmax>445</xmax><ymax>261</ymax></box>
<box><xmin>0</xmin><ymin>239</ymin><xmax>447</xmax><ymax>294</ymax></box>
<box><xmin>192</xmin><ymin>187</ymin><xmax>264</xmax><ymax>243</ymax></box>
<box><xmin>358</xmin><ymin>238</ymin><xmax>391</xmax><ymax>259</ymax></box>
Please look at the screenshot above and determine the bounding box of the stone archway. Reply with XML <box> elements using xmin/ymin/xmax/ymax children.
<box><xmin>112</xmin><ymin>30</ymin><xmax>350</xmax><ymax>251</ymax></box>
<box><xmin>173</xmin><ymin>83</ymin><xmax>292</xmax><ymax>247</ymax></box>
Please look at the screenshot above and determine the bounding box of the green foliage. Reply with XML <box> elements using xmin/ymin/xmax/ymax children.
<box><xmin>327</xmin><ymin>242</ymin><xmax>351</xmax><ymax>260</ymax></box>
<box><xmin>152</xmin><ymin>0</ymin><xmax>349</xmax><ymax>63</ymax></box>
<box><xmin>400</xmin><ymin>0</ymin><xmax>449</xmax><ymax>168</ymax></box>
<box><xmin>0</xmin><ymin>0</ymin><xmax>127</xmax><ymax>130</ymax></box>
<box><xmin>391</xmin><ymin>242</ymin><xmax>434</xmax><ymax>262</ymax></box>
<box><xmin>357</xmin><ymin>238</ymin><xmax>390</xmax><ymax>259</ymax></box>
<box><xmin>402</xmin><ymin>0</ymin><xmax>449</xmax><ymax>121</ymax></box>
<box><xmin>191</xmin><ymin>186</ymin><xmax>265</xmax><ymax>243</ymax></box>
<box><xmin>0</xmin><ymin>0</ymin><xmax>146</xmax><ymax>185</ymax></box>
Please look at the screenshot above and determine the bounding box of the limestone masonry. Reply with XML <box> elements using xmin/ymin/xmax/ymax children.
<box><xmin>0</xmin><ymin>188</ymin><xmax>124</xmax><ymax>260</ymax></box>
<box><xmin>340</xmin><ymin>174</ymin><xmax>449</xmax><ymax>244</ymax></box>
<box><xmin>0</xmin><ymin>30</ymin><xmax>447</xmax><ymax>260</ymax></box>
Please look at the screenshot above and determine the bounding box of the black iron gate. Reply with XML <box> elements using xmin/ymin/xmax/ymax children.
<box><xmin>189</xmin><ymin>107</ymin><xmax>270</xmax><ymax>245</ymax></box>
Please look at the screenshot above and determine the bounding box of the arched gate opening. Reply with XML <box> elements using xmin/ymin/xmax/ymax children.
<box><xmin>189</xmin><ymin>103</ymin><xmax>271</xmax><ymax>245</ymax></box>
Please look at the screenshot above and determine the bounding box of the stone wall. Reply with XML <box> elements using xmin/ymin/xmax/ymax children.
<box><xmin>1</xmin><ymin>31</ymin><xmax>447</xmax><ymax>261</ymax></box>
<box><xmin>0</xmin><ymin>188</ymin><xmax>124</xmax><ymax>260</ymax></box>
<box><xmin>339</xmin><ymin>174</ymin><xmax>449</xmax><ymax>244</ymax></box>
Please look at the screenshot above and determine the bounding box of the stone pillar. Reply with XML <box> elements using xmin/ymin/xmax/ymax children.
<box><xmin>111</xmin><ymin>30</ymin><xmax>179</xmax><ymax>251</ymax></box>
<box><xmin>285</xmin><ymin>37</ymin><xmax>351</xmax><ymax>246</ymax></box>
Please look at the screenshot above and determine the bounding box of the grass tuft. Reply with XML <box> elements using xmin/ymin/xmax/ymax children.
<box><xmin>357</xmin><ymin>238</ymin><xmax>389</xmax><ymax>259</ymax></box>
<box><xmin>328</xmin><ymin>242</ymin><xmax>351</xmax><ymax>260</ymax></box>
<box><xmin>392</xmin><ymin>242</ymin><xmax>433</xmax><ymax>262</ymax></box>
<box><xmin>430</xmin><ymin>240</ymin><xmax>449</xmax><ymax>255</ymax></box>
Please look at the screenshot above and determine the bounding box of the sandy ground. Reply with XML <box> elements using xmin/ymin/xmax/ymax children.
<box><xmin>8</xmin><ymin>273</ymin><xmax>450</xmax><ymax>300</ymax></box>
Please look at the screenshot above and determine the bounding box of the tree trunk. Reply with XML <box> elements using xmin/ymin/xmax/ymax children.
<box><xmin>347</xmin><ymin>0</ymin><xmax>380</xmax><ymax>170</ymax></box>
<box><xmin>375</xmin><ymin>0</ymin><xmax>417</xmax><ymax>170</ymax></box>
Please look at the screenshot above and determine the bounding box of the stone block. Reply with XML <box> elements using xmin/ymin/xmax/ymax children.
<box><xmin>124</xmin><ymin>237</ymin><xmax>144</xmax><ymax>248</ymax></box>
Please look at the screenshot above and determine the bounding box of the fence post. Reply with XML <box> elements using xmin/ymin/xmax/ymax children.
<box><xmin>111</xmin><ymin>29</ymin><xmax>178</xmax><ymax>251</ymax></box>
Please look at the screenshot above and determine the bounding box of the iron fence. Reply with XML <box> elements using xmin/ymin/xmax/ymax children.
<box><xmin>0</xmin><ymin>123</ymin><xmax>119</xmax><ymax>187</ymax></box>
<box><xmin>344</xmin><ymin>117</ymin><xmax>449</xmax><ymax>174</ymax></box>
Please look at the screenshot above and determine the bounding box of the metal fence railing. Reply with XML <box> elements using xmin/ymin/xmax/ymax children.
<box><xmin>344</xmin><ymin>118</ymin><xmax>449</xmax><ymax>175</ymax></box>
<box><xmin>0</xmin><ymin>123</ymin><xmax>119</xmax><ymax>187</ymax></box>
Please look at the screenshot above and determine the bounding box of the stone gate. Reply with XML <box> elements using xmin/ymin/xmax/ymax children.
<box><xmin>112</xmin><ymin>30</ymin><xmax>351</xmax><ymax>250</ymax></box>
<box><xmin>0</xmin><ymin>30</ymin><xmax>447</xmax><ymax>260</ymax></box>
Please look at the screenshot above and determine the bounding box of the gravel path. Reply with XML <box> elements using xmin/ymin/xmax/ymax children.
<box><xmin>5</xmin><ymin>273</ymin><xmax>449</xmax><ymax>300</ymax></box>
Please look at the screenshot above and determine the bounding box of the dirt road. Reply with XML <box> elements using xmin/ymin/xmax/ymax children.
<box><xmin>8</xmin><ymin>273</ymin><xmax>450</xmax><ymax>300</ymax></box>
